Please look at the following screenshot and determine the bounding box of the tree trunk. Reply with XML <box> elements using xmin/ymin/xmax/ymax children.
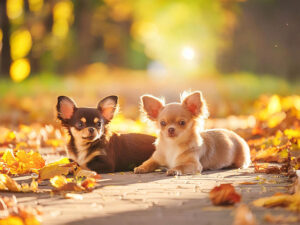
<box><xmin>0</xmin><ymin>0</ymin><xmax>11</xmax><ymax>77</ymax></box>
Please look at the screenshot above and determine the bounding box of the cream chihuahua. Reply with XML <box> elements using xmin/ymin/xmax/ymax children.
<box><xmin>134</xmin><ymin>91</ymin><xmax>251</xmax><ymax>176</ymax></box>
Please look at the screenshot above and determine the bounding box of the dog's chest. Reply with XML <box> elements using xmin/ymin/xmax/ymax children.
<box><xmin>76</xmin><ymin>149</ymin><xmax>88</xmax><ymax>166</ymax></box>
<box><xmin>158</xmin><ymin>142</ymin><xmax>182</xmax><ymax>168</ymax></box>
<box><xmin>70</xmin><ymin>140</ymin><xmax>105</xmax><ymax>169</ymax></box>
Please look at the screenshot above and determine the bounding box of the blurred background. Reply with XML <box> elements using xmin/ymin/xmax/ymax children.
<box><xmin>0</xmin><ymin>0</ymin><xmax>299</xmax><ymax>127</ymax></box>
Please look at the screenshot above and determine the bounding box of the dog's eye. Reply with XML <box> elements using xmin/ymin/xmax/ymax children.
<box><xmin>179</xmin><ymin>120</ymin><xmax>186</xmax><ymax>126</ymax></box>
<box><xmin>77</xmin><ymin>122</ymin><xmax>84</xmax><ymax>128</ymax></box>
<box><xmin>160</xmin><ymin>121</ymin><xmax>166</xmax><ymax>126</ymax></box>
<box><xmin>96</xmin><ymin>121</ymin><xmax>101</xmax><ymax>127</ymax></box>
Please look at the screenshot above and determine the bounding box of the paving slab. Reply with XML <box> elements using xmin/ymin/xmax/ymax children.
<box><xmin>1</xmin><ymin>167</ymin><xmax>294</xmax><ymax>225</ymax></box>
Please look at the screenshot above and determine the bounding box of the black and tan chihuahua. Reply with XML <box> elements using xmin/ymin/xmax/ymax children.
<box><xmin>56</xmin><ymin>95</ymin><xmax>155</xmax><ymax>173</ymax></box>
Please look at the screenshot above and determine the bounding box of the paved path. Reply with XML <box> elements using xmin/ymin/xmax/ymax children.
<box><xmin>2</xmin><ymin>167</ymin><xmax>294</xmax><ymax>225</ymax></box>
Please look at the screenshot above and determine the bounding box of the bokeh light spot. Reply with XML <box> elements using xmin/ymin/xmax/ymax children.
<box><xmin>52</xmin><ymin>20</ymin><xmax>69</xmax><ymax>38</ymax></box>
<box><xmin>10</xmin><ymin>29</ymin><xmax>32</xmax><ymax>60</ymax></box>
<box><xmin>53</xmin><ymin>0</ymin><xmax>73</xmax><ymax>22</ymax></box>
<box><xmin>7</xmin><ymin>0</ymin><xmax>24</xmax><ymax>20</ymax></box>
<box><xmin>10</xmin><ymin>58</ymin><xmax>31</xmax><ymax>82</ymax></box>
<box><xmin>52</xmin><ymin>0</ymin><xmax>74</xmax><ymax>39</ymax></box>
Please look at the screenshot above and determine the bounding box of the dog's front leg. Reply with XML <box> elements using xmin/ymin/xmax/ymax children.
<box><xmin>167</xmin><ymin>160</ymin><xmax>202</xmax><ymax>176</ymax></box>
<box><xmin>134</xmin><ymin>157</ymin><xmax>159</xmax><ymax>174</ymax></box>
<box><xmin>86</xmin><ymin>155</ymin><xmax>115</xmax><ymax>173</ymax></box>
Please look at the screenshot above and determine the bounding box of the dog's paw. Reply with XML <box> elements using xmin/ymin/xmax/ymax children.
<box><xmin>134</xmin><ymin>166</ymin><xmax>147</xmax><ymax>174</ymax></box>
<box><xmin>166</xmin><ymin>169</ymin><xmax>182</xmax><ymax>176</ymax></box>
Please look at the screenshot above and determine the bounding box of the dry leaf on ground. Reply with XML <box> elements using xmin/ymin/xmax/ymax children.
<box><xmin>233</xmin><ymin>204</ymin><xmax>257</xmax><ymax>225</ymax></box>
<box><xmin>252</xmin><ymin>193</ymin><xmax>300</xmax><ymax>212</ymax></box>
<box><xmin>264</xmin><ymin>213</ymin><xmax>299</xmax><ymax>224</ymax></box>
<box><xmin>0</xmin><ymin>174</ymin><xmax>38</xmax><ymax>192</ymax></box>
<box><xmin>0</xmin><ymin>195</ymin><xmax>42</xmax><ymax>225</ymax></box>
<box><xmin>209</xmin><ymin>184</ymin><xmax>241</xmax><ymax>206</ymax></box>
<box><xmin>0</xmin><ymin>149</ymin><xmax>45</xmax><ymax>175</ymax></box>
<box><xmin>38</xmin><ymin>158</ymin><xmax>77</xmax><ymax>180</ymax></box>
<box><xmin>254</xmin><ymin>164</ymin><xmax>283</xmax><ymax>174</ymax></box>
<box><xmin>50</xmin><ymin>175</ymin><xmax>96</xmax><ymax>193</ymax></box>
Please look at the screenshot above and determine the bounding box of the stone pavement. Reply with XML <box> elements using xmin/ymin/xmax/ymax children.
<box><xmin>2</xmin><ymin>167</ymin><xmax>294</xmax><ymax>225</ymax></box>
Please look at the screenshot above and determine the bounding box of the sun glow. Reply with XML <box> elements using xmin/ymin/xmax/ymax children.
<box><xmin>181</xmin><ymin>46</ymin><xmax>195</xmax><ymax>61</ymax></box>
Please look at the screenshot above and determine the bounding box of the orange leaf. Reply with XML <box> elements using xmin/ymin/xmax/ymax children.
<box><xmin>55</xmin><ymin>183</ymin><xmax>85</xmax><ymax>192</ymax></box>
<box><xmin>209</xmin><ymin>183</ymin><xmax>241</xmax><ymax>206</ymax></box>
<box><xmin>81</xmin><ymin>178</ymin><xmax>96</xmax><ymax>190</ymax></box>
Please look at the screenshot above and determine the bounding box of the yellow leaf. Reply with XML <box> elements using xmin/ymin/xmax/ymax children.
<box><xmin>39</xmin><ymin>164</ymin><xmax>73</xmax><ymax>180</ymax></box>
<box><xmin>0</xmin><ymin>174</ymin><xmax>20</xmax><ymax>192</ymax></box>
<box><xmin>253</xmin><ymin>193</ymin><xmax>300</xmax><ymax>212</ymax></box>
<box><xmin>39</xmin><ymin>158</ymin><xmax>74</xmax><ymax>180</ymax></box>
<box><xmin>0</xmin><ymin>216</ymin><xmax>24</xmax><ymax>225</ymax></box>
<box><xmin>50</xmin><ymin>175</ymin><xmax>68</xmax><ymax>188</ymax></box>
<box><xmin>252</xmin><ymin>194</ymin><xmax>293</xmax><ymax>207</ymax></box>
<box><xmin>1</xmin><ymin>150</ymin><xmax>45</xmax><ymax>175</ymax></box>
<box><xmin>24</xmin><ymin>216</ymin><xmax>40</xmax><ymax>225</ymax></box>
<box><xmin>30</xmin><ymin>179</ymin><xmax>38</xmax><ymax>192</ymax></box>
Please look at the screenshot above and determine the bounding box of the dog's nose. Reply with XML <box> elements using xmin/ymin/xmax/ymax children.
<box><xmin>168</xmin><ymin>127</ymin><xmax>175</xmax><ymax>134</ymax></box>
<box><xmin>88</xmin><ymin>127</ymin><xmax>95</xmax><ymax>134</ymax></box>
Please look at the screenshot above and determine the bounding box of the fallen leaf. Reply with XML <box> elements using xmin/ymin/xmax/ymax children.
<box><xmin>233</xmin><ymin>204</ymin><xmax>257</xmax><ymax>225</ymax></box>
<box><xmin>0</xmin><ymin>174</ymin><xmax>39</xmax><ymax>192</ymax></box>
<box><xmin>209</xmin><ymin>184</ymin><xmax>241</xmax><ymax>206</ymax></box>
<box><xmin>1</xmin><ymin>149</ymin><xmax>45</xmax><ymax>175</ymax></box>
<box><xmin>0</xmin><ymin>196</ymin><xmax>41</xmax><ymax>225</ymax></box>
<box><xmin>0</xmin><ymin>174</ymin><xmax>20</xmax><ymax>192</ymax></box>
<box><xmin>264</xmin><ymin>213</ymin><xmax>299</xmax><ymax>224</ymax></box>
<box><xmin>81</xmin><ymin>178</ymin><xmax>96</xmax><ymax>190</ymax></box>
<box><xmin>0</xmin><ymin>216</ymin><xmax>24</xmax><ymax>225</ymax></box>
<box><xmin>30</xmin><ymin>179</ymin><xmax>38</xmax><ymax>192</ymax></box>
<box><xmin>54</xmin><ymin>183</ymin><xmax>85</xmax><ymax>192</ymax></box>
<box><xmin>50</xmin><ymin>176</ymin><xmax>68</xmax><ymax>188</ymax></box>
<box><xmin>254</xmin><ymin>164</ymin><xmax>281</xmax><ymax>174</ymax></box>
<box><xmin>39</xmin><ymin>158</ymin><xmax>77</xmax><ymax>180</ymax></box>
<box><xmin>253</xmin><ymin>193</ymin><xmax>300</xmax><ymax>212</ymax></box>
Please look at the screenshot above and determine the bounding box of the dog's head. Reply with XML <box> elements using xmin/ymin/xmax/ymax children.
<box><xmin>141</xmin><ymin>91</ymin><xmax>208</xmax><ymax>139</ymax></box>
<box><xmin>56</xmin><ymin>95</ymin><xmax>118</xmax><ymax>143</ymax></box>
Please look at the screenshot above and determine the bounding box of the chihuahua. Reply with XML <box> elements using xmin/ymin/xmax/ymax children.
<box><xmin>134</xmin><ymin>91</ymin><xmax>251</xmax><ymax>176</ymax></box>
<box><xmin>56</xmin><ymin>95</ymin><xmax>155</xmax><ymax>173</ymax></box>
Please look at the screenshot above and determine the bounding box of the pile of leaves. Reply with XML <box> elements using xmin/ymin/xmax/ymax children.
<box><xmin>0</xmin><ymin>149</ymin><xmax>99</xmax><ymax>194</ymax></box>
<box><xmin>250</xmin><ymin>95</ymin><xmax>300</xmax><ymax>175</ymax></box>
<box><xmin>0</xmin><ymin>124</ymin><xmax>67</xmax><ymax>151</ymax></box>
<box><xmin>0</xmin><ymin>195</ymin><xmax>42</xmax><ymax>225</ymax></box>
<box><xmin>0</xmin><ymin>149</ymin><xmax>45</xmax><ymax>175</ymax></box>
<box><xmin>208</xmin><ymin>95</ymin><xmax>300</xmax><ymax>224</ymax></box>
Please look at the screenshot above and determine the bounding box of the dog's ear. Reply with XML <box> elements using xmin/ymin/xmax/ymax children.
<box><xmin>57</xmin><ymin>96</ymin><xmax>77</xmax><ymax>120</ymax></box>
<box><xmin>141</xmin><ymin>95</ymin><xmax>164</xmax><ymax>121</ymax></box>
<box><xmin>181</xmin><ymin>91</ymin><xmax>208</xmax><ymax>118</ymax></box>
<box><xmin>97</xmin><ymin>96</ymin><xmax>118</xmax><ymax>121</ymax></box>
